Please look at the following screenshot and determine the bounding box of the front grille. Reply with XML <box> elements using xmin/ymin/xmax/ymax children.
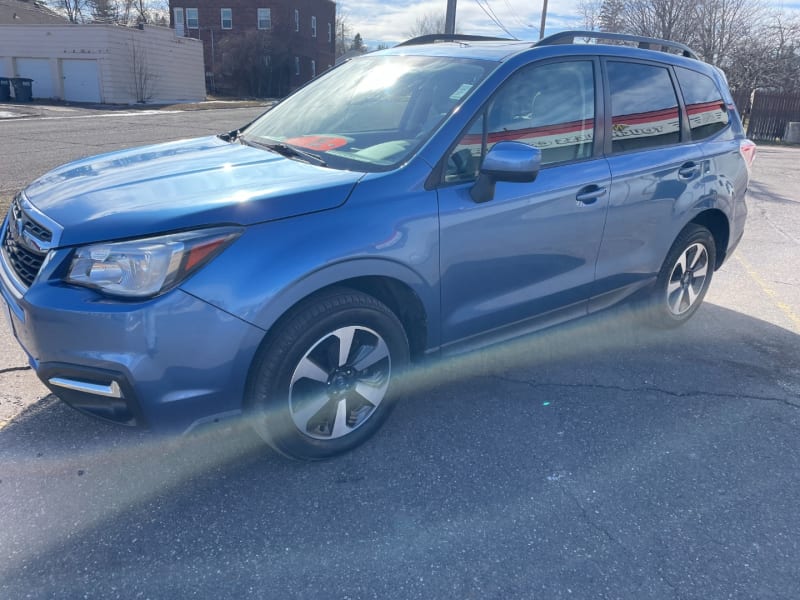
<box><xmin>25</xmin><ymin>220</ymin><xmax>53</xmax><ymax>243</ymax></box>
<box><xmin>2</xmin><ymin>197</ymin><xmax>51</xmax><ymax>287</ymax></box>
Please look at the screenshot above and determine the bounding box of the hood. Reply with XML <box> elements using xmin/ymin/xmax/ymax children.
<box><xmin>23</xmin><ymin>136</ymin><xmax>364</xmax><ymax>246</ymax></box>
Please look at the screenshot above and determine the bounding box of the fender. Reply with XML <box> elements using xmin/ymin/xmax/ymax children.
<box><xmin>249</xmin><ymin>256</ymin><xmax>440</xmax><ymax>348</ymax></box>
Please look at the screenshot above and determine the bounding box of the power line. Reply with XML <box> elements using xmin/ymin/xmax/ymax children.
<box><xmin>498</xmin><ymin>0</ymin><xmax>537</xmax><ymax>33</ymax></box>
<box><xmin>482</xmin><ymin>0</ymin><xmax>516</xmax><ymax>37</ymax></box>
<box><xmin>472</xmin><ymin>0</ymin><xmax>516</xmax><ymax>38</ymax></box>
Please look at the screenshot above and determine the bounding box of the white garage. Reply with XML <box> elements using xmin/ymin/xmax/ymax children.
<box><xmin>15</xmin><ymin>57</ymin><xmax>55</xmax><ymax>99</ymax></box>
<box><xmin>0</xmin><ymin>24</ymin><xmax>205</xmax><ymax>104</ymax></box>
<box><xmin>62</xmin><ymin>59</ymin><xmax>101</xmax><ymax>103</ymax></box>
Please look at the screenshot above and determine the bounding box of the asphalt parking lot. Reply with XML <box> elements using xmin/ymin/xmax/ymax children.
<box><xmin>0</xmin><ymin>107</ymin><xmax>798</xmax><ymax>599</ymax></box>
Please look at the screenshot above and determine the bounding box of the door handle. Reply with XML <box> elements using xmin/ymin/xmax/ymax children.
<box><xmin>678</xmin><ymin>162</ymin><xmax>699</xmax><ymax>179</ymax></box>
<box><xmin>576</xmin><ymin>185</ymin><xmax>607</xmax><ymax>205</ymax></box>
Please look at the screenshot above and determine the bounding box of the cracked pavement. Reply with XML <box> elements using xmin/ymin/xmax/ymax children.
<box><xmin>0</xmin><ymin>110</ymin><xmax>798</xmax><ymax>599</ymax></box>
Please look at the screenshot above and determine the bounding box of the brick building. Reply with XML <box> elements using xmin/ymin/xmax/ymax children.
<box><xmin>168</xmin><ymin>0</ymin><xmax>335</xmax><ymax>96</ymax></box>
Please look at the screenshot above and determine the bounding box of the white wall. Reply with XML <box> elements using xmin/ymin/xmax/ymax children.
<box><xmin>0</xmin><ymin>23</ymin><xmax>206</xmax><ymax>104</ymax></box>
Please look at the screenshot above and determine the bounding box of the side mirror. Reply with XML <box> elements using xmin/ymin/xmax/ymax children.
<box><xmin>470</xmin><ymin>141</ymin><xmax>541</xmax><ymax>203</ymax></box>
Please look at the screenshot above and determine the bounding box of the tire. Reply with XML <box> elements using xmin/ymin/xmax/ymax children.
<box><xmin>645</xmin><ymin>224</ymin><xmax>716</xmax><ymax>328</ymax></box>
<box><xmin>247</xmin><ymin>288</ymin><xmax>410</xmax><ymax>460</ymax></box>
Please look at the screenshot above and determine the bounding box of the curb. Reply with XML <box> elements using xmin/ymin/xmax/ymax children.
<box><xmin>0</xmin><ymin>100</ymin><xmax>274</xmax><ymax>120</ymax></box>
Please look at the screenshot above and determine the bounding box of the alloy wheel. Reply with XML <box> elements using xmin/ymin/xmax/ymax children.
<box><xmin>666</xmin><ymin>242</ymin><xmax>709</xmax><ymax>316</ymax></box>
<box><xmin>288</xmin><ymin>326</ymin><xmax>391</xmax><ymax>440</ymax></box>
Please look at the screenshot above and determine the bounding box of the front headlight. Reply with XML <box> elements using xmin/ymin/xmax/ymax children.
<box><xmin>66</xmin><ymin>227</ymin><xmax>241</xmax><ymax>298</ymax></box>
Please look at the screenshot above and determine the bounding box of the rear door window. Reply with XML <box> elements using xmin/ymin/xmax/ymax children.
<box><xmin>607</xmin><ymin>61</ymin><xmax>681</xmax><ymax>153</ymax></box>
<box><xmin>675</xmin><ymin>67</ymin><xmax>730</xmax><ymax>140</ymax></box>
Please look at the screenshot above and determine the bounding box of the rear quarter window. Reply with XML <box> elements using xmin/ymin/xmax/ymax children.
<box><xmin>675</xmin><ymin>67</ymin><xmax>730</xmax><ymax>140</ymax></box>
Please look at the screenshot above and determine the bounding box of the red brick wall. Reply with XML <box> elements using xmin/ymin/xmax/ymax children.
<box><xmin>169</xmin><ymin>0</ymin><xmax>336</xmax><ymax>94</ymax></box>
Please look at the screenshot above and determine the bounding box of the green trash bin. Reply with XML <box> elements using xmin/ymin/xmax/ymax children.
<box><xmin>0</xmin><ymin>78</ymin><xmax>10</xmax><ymax>101</ymax></box>
<box><xmin>11</xmin><ymin>77</ymin><xmax>33</xmax><ymax>102</ymax></box>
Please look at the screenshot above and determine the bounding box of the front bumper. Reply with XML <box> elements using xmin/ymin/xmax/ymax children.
<box><xmin>0</xmin><ymin>215</ymin><xmax>266</xmax><ymax>432</ymax></box>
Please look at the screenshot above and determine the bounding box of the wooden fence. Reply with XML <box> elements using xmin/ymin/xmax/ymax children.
<box><xmin>731</xmin><ymin>89</ymin><xmax>752</xmax><ymax>116</ymax></box>
<box><xmin>745</xmin><ymin>91</ymin><xmax>800</xmax><ymax>142</ymax></box>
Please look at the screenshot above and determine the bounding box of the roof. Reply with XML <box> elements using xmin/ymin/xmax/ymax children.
<box><xmin>0</xmin><ymin>0</ymin><xmax>68</xmax><ymax>24</ymax></box>
<box><xmin>383</xmin><ymin>40</ymin><xmax>533</xmax><ymax>62</ymax></box>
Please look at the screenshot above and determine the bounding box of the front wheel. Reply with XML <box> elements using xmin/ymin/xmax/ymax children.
<box><xmin>645</xmin><ymin>224</ymin><xmax>716</xmax><ymax>328</ymax></box>
<box><xmin>247</xmin><ymin>288</ymin><xmax>410</xmax><ymax>460</ymax></box>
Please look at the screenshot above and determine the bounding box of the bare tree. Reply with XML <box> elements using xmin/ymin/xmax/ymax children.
<box><xmin>769</xmin><ymin>14</ymin><xmax>800</xmax><ymax>92</ymax></box>
<box><xmin>577</xmin><ymin>0</ymin><xmax>604</xmax><ymax>31</ymax></box>
<box><xmin>616</xmin><ymin>0</ymin><xmax>696</xmax><ymax>42</ymax></box>
<box><xmin>55</xmin><ymin>0</ymin><xmax>89</xmax><ymax>23</ymax></box>
<box><xmin>118</xmin><ymin>0</ymin><xmax>134</xmax><ymax>24</ymax></box>
<box><xmin>90</xmin><ymin>0</ymin><xmax>118</xmax><ymax>22</ymax></box>
<box><xmin>598</xmin><ymin>0</ymin><xmax>800</xmax><ymax>94</ymax></box>
<box><xmin>335</xmin><ymin>12</ymin><xmax>352</xmax><ymax>57</ymax></box>
<box><xmin>132</xmin><ymin>0</ymin><xmax>149</xmax><ymax>23</ymax></box>
<box><xmin>129</xmin><ymin>35</ymin><xmax>156</xmax><ymax>102</ymax></box>
<box><xmin>599</xmin><ymin>0</ymin><xmax>626</xmax><ymax>32</ymax></box>
<box><xmin>405</xmin><ymin>12</ymin><xmax>447</xmax><ymax>38</ymax></box>
<box><xmin>727</xmin><ymin>13</ymin><xmax>800</xmax><ymax>92</ymax></box>
<box><xmin>51</xmin><ymin>0</ymin><xmax>165</xmax><ymax>25</ymax></box>
<box><xmin>692</xmin><ymin>0</ymin><xmax>764</xmax><ymax>66</ymax></box>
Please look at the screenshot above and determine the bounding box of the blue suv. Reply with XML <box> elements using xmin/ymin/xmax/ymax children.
<box><xmin>0</xmin><ymin>32</ymin><xmax>755</xmax><ymax>459</ymax></box>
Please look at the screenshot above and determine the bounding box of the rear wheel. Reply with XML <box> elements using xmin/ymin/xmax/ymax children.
<box><xmin>646</xmin><ymin>224</ymin><xmax>716</xmax><ymax>328</ymax></box>
<box><xmin>247</xmin><ymin>288</ymin><xmax>410</xmax><ymax>460</ymax></box>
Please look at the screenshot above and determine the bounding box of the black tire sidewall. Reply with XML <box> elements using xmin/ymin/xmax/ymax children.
<box><xmin>248</xmin><ymin>290</ymin><xmax>410</xmax><ymax>460</ymax></box>
<box><xmin>651</xmin><ymin>224</ymin><xmax>716</xmax><ymax>327</ymax></box>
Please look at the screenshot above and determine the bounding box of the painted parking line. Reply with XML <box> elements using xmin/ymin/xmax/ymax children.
<box><xmin>736</xmin><ymin>254</ymin><xmax>800</xmax><ymax>333</ymax></box>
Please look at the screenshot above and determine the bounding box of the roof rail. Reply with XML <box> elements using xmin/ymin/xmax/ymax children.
<box><xmin>535</xmin><ymin>30</ymin><xmax>698</xmax><ymax>60</ymax></box>
<box><xmin>396</xmin><ymin>34</ymin><xmax>514</xmax><ymax>47</ymax></box>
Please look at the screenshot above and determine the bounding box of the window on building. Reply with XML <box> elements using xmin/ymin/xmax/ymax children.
<box><xmin>186</xmin><ymin>7</ymin><xmax>198</xmax><ymax>29</ymax></box>
<box><xmin>294</xmin><ymin>9</ymin><xmax>299</xmax><ymax>32</ymax></box>
<box><xmin>295</xmin><ymin>56</ymin><xmax>300</xmax><ymax>76</ymax></box>
<box><xmin>328</xmin><ymin>22</ymin><xmax>332</xmax><ymax>43</ymax></box>
<box><xmin>220</xmin><ymin>8</ymin><xmax>232</xmax><ymax>29</ymax></box>
<box><xmin>311</xmin><ymin>60</ymin><xmax>316</xmax><ymax>78</ymax></box>
<box><xmin>311</xmin><ymin>16</ymin><xmax>317</xmax><ymax>38</ymax></box>
<box><xmin>173</xmin><ymin>7</ymin><xmax>185</xmax><ymax>36</ymax></box>
<box><xmin>608</xmin><ymin>61</ymin><xmax>681</xmax><ymax>153</ymax></box>
<box><xmin>257</xmin><ymin>7</ymin><xmax>271</xmax><ymax>30</ymax></box>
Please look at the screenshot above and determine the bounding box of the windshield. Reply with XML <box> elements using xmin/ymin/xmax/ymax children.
<box><xmin>241</xmin><ymin>55</ymin><xmax>493</xmax><ymax>172</ymax></box>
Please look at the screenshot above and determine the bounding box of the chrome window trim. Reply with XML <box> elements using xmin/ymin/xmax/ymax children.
<box><xmin>17</xmin><ymin>192</ymin><xmax>63</xmax><ymax>251</ymax></box>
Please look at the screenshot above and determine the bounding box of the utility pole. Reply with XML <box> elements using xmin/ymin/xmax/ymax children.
<box><xmin>539</xmin><ymin>0</ymin><xmax>548</xmax><ymax>39</ymax></box>
<box><xmin>445</xmin><ymin>0</ymin><xmax>456</xmax><ymax>35</ymax></box>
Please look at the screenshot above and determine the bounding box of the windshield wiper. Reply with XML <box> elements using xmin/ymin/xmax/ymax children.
<box><xmin>219</xmin><ymin>128</ymin><xmax>242</xmax><ymax>142</ymax></box>
<box><xmin>241</xmin><ymin>137</ymin><xmax>328</xmax><ymax>167</ymax></box>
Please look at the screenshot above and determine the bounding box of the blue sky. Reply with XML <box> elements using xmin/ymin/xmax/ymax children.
<box><xmin>339</xmin><ymin>0</ymin><xmax>800</xmax><ymax>49</ymax></box>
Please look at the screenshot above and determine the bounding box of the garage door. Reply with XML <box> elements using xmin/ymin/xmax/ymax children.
<box><xmin>62</xmin><ymin>60</ymin><xmax>101</xmax><ymax>103</ymax></box>
<box><xmin>15</xmin><ymin>58</ymin><xmax>55</xmax><ymax>100</ymax></box>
